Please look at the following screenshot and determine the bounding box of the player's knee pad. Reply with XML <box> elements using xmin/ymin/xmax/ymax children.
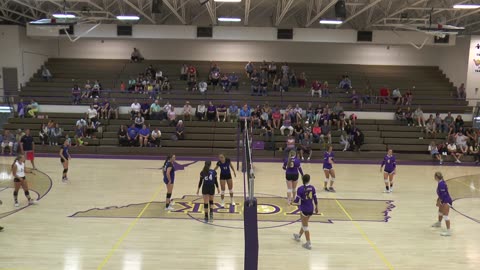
<box><xmin>221</xmin><ymin>191</ymin><xmax>225</xmax><ymax>195</ymax></box>
<box><xmin>229</xmin><ymin>189</ymin><xmax>233</xmax><ymax>194</ymax></box>
<box><xmin>13</xmin><ymin>191</ymin><xmax>18</xmax><ymax>196</ymax></box>
<box><xmin>287</xmin><ymin>189</ymin><xmax>292</xmax><ymax>193</ymax></box>
<box><xmin>209</xmin><ymin>200</ymin><xmax>213</xmax><ymax>205</ymax></box>
<box><xmin>166</xmin><ymin>193</ymin><xmax>172</xmax><ymax>199</ymax></box>
<box><xmin>384</xmin><ymin>179</ymin><xmax>389</xmax><ymax>183</ymax></box>
<box><xmin>324</xmin><ymin>179</ymin><xmax>329</xmax><ymax>183</ymax></box>
<box><xmin>330</xmin><ymin>178</ymin><xmax>335</xmax><ymax>182</ymax></box>
<box><xmin>302</xmin><ymin>226</ymin><xmax>309</xmax><ymax>232</ymax></box>
<box><xmin>24</xmin><ymin>191</ymin><xmax>29</xmax><ymax>196</ymax></box>
<box><xmin>443</xmin><ymin>215</ymin><xmax>449</xmax><ymax>221</ymax></box>
<box><xmin>438</xmin><ymin>212</ymin><xmax>443</xmax><ymax>216</ymax></box>
<box><xmin>63</xmin><ymin>168</ymin><xmax>68</xmax><ymax>173</ymax></box>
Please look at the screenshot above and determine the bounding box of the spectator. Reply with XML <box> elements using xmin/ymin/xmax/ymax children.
<box><xmin>352</xmin><ymin>128</ymin><xmax>364</xmax><ymax>151</ymax></box>
<box><xmin>85</xmin><ymin>119</ymin><xmax>98</xmax><ymax>138</ymax></box>
<box><xmin>298</xmin><ymin>133</ymin><xmax>313</xmax><ymax>161</ymax></box>
<box><xmin>228</xmin><ymin>102</ymin><xmax>239</xmax><ymax>123</ymax></box>
<box><xmin>259</xmin><ymin>78</ymin><xmax>268</xmax><ymax>96</ymax></box>
<box><xmin>267</xmin><ymin>61</ymin><xmax>276</xmax><ymax>80</ymax></box>
<box><xmin>447</xmin><ymin>140</ymin><xmax>462</xmax><ymax>163</ymax></box>
<box><xmin>379</xmin><ymin>86</ymin><xmax>390</xmax><ymax>104</ymax></box>
<box><xmin>293</xmin><ymin>104</ymin><xmax>303</xmax><ymax>123</ymax></box>
<box><xmin>280</xmin><ymin>111</ymin><xmax>294</xmax><ymax>136</ymax></box>
<box><xmin>167</xmin><ymin>106</ymin><xmax>176</xmax><ymax>126</ymax></box>
<box><xmin>434</xmin><ymin>113</ymin><xmax>445</xmax><ymax>133</ymax></box>
<box><xmin>74</xmin><ymin>124</ymin><xmax>86</xmax><ymax>146</ymax></box>
<box><xmin>198</xmin><ymin>81</ymin><xmax>207</xmax><ymax>94</ymax></box>
<box><xmin>263</xmin><ymin>120</ymin><xmax>274</xmax><ymax>142</ymax></box>
<box><xmin>134</xmin><ymin>112</ymin><xmax>145</xmax><ymax>129</ymax></box>
<box><xmin>351</xmin><ymin>90</ymin><xmax>363</xmax><ymax>109</ymax></box>
<box><xmin>312</xmin><ymin>122</ymin><xmax>321</xmax><ymax>143</ymax></box>
<box><xmin>280</xmin><ymin>74</ymin><xmax>289</xmax><ymax>92</ymax></box>
<box><xmin>405</xmin><ymin>107</ymin><xmax>414</xmax><ymax>126</ymax></box>
<box><xmin>297</xmin><ymin>72</ymin><xmax>307</xmax><ymax>88</ymax></box>
<box><xmin>209</xmin><ymin>70</ymin><xmax>221</xmax><ymax>91</ymax></box>
<box><xmin>290</xmin><ymin>70</ymin><xmax>297</xmax><ymax>87</ymax></box>
<box><xmin>161</xmin><ymin>76</ymin><xmax>171</xmax><ymax>94</ymax></box>
<box><xmin>180</xmin><ymin>64</ymin><xmax>188</xmax><ymax>80</ymax></box>
<box><xmin>444</xmin><ymin>112</ymin><xmax>454</xmax><ymax>130</ymax></box>
<box><xmin>338</xmin><ymin>75</ymin><xmax>352</xmax><ymax>91</ymax></box>
<box><xmin>27</xmin><ymin>99</ymin><xmax>39</xmax><ymax>118</ymax></box>
<box><xmin>130</xmin><ymin>99</ymin><xmax>141</xmax><ymax>120</ymax></box>
<box><xmin>281</xmin><ymin>62</ymin><xmax>290</xmax><ymax>77</ymax></box>
<box><xmin>41</xmin><ymin>65</ymin><xmax>52</xmax><ymax>81</ymax></box>
<box><xmin>250</xmin><ymin>72</ymin><xmax>260</xmax><ymax>96</ymax></box>
<box><xmin>187</xmin><ymin>65</ymin><xmax>197</xmax><ymax>80</ymax></box>
<box><xmin>138</xmin><ymin>125</ymin><xmax>150</xmax><ymax>147</ymax></box>
<box><xmin>196</xmin><ymin>101</ymin><xmax>206</xmax><ymax>120</ymax></box>
<box><xmin>217</xmin><ymin>104</ymin><xmax>227</xmax><ymax>122</ymax></box>
<box><xmin>127</xmin><ymin>124</ymin><xmax>139</xmax><ymax>146</ymax></box>
<box><xmin>118</xmin><ymin>125</ymin><xmax>129</xmax><ymax>146</ymax></box>
<box><xmin>425</xmin><ymin>115</ymin><xmax>437</xmax><ymax>139</ymax></box>
<box><xmin>130</xmin><ymin>48</ymin><xmax>144</xmax><ymax>62</ymax></box>
<box><xmin>272</xmin><ymin>76</ymin><xmax>281</xmax><ymax>92</ymax></box>
<box><xmin>320</xmin><ymin>120</ymin><xmax>332</xmax><ymax>145</ymax></box>
<box><xmin>120</xmin><ymin>81</ymin><xmax>126</xmax><ymax>92</ymax></box>
<box><xmin>100</xmin><ymin>99</ymin><xmax>111</xmax><ymax>120</ymax></box>
<box><xmin>206</xmin><ymin>101</ymin><xmax>216</xmax><ymax>121</ymax></box>
<box><xmin>333</xmin><ymin>102</ymin><xmax>343</xmax><ymax>115</ymax></box>
<box><xmin>39</xmin><ymin>124</ymin><xmax>48</xmax><ymax>145</ymax></box>
<box><xmin>245</xmin><ymin>61</ymin><xmax>254</xmax><ymax>78</ymax></box>
<box><xmin>150</xmin><ymin>127</ymin><xmax>162</xmax><ymax>147</ymax></box>
<box><xmin>72</xmin><ymin>84</ymin><xmax>82</xmax><ymax>105</ymax></box>
<box><xmin>17</xmin><ymin>99</ymin><xmax>25</xmax><ymax>118</ymax></box>
<box><xmin>187</xmin><ymin>76</ymin><xmax>197</xmax><ymax>92</ymax></box>
<box><xmin>311</xmin><ymin>80</ymin><xmax>322</xmax><ymax>97</ymax></box>
<box><xmin>305</xmin><ymin>103</ymin><xmax>315</xmax><ymax>123</ymax></box>
<box><xmin>219</xmin><ymin>74</ymin><xmax>229</xmax><ymax>92</ymax></box>
<box><xmin>293</xmin><ymin>122</ymin><xmax>304</xmax><ymax>142</ymax></box>
<box><xmin>455</xmin><ymin>132</ymin><xmax>468</xmax><ymax>154</ymax></box>
<box><xmin>141</xmin><ymin>100</ymin><xmax>150</xmax><ymax>120</ymax></box>
<box><xmin>455</xmin><ymin>115</ymin><xmax>464</xmax><ymax>132</ymax></box>
<box><xmin>48</xmin><ymin>123</ymin><xmax>62</xmax><ymax>146</ymax></box>
<box><xmin>176</xmin><ymin>120</ymin><xmax>185</xmax><ymax>140</ymax></box>
<box><xmin>1</xmin><ymin>130</ymin><xmax>14</xmax><ymax>155</ymax></box>
<box><xmin>183</xmin><ymin>101</ymin><xmax>193</xmax><ymax>121</ymax></box>
<box><xmin>321</xmin><ymin>81</ymin><xmax>330</xmax><ymax>97</ymax></box>
<box><xmin>272</xmin><ymin>108</ymin><xmax>282</xmax><ymax>129</ymax></box>
<box><xmin>239</xmin><ymin>104</ymin><xmax>252</xmax><ymax>132</ymax></box>
<box><xmin>227</xmin><ymin>72</ymin><xmax>239</xmax><ymax>91</ymax></box>
<box><xmin>91</xmin><ymin>80</ymin><xmax>101</xmax><ymax>98</ymax></box>
<box><xmin>340</xmin><ymin>131</ymin><xmax>351</xmax><ymax>151</ymax></box>
<box><xmin>392</xmin><ymin>88</ymin><xmax>403</xmax><ymax>105</ymax></box>
<box><xmin>457</xmin><ymin>83</ymin><xmax>466</xmax><ymax>99</ymax></box>
<box><xmin>429</xmin><ymin>141</ymin><xmax>443</xmax><ymax>164</ymax></box>
<box><xmin>414</xmin><ymin>106</ymin><xmax>425</xmax><ymax>127</ymax></box>
<box><xmin>150</xmin><ymin>99</ymin><xmax>162</xmax><ymax>120</ymax></box>
<box><xmin>395</xmin><ymin>107</ymin><xmax>405</xmax><ymax>123</ymax></box>
<box><xmin>250</xmin><ymin>106</ymin><xmax>262</xmax><ymax>129</ymax></box>
<box><xmin>86</xmin><ymin>105</ymin><xmax>98</xmax><ymax>123</ymax></box>
<box><xmin>82</xmin><ymin>80</ymin><xmax>92</xmax><ymax>99</ymax></box>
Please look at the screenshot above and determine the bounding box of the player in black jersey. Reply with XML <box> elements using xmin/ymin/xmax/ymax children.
<box><xmin>197</xmin><ymin>161</ymin><xmax>220</xmax><ymax>223</ymax></box>
<box><xmin>213</xmin><ymin>154</ymin><xmax>237</xmax><ymax>207</ymax></box>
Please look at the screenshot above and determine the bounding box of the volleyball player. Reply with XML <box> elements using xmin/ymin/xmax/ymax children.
<box><xmin>59</xmin><ymin>140</ymin><xmax>71</xmax><ymax>182</ymax></box>
<box><xmin>291</xmin><ymin>174</ymin><xmax>318</xmax><ymax>250</ymax></box>
<box><xmin>380</xmin><ymin>149</ymin><xmax>396</xmax><ymax>193</ymax></box>
<box><xmin>323</xmin><ymin>145</ymin><xmax>336</xmax><ymax>192</ymax></box>
<box><xmin>214</xmin><ymin>154</ymin><xmax>237</xmax><ymax>207</ymax></box>
<box><xmin>163</xmin><ymin>154</ymin><xmax>176</xmax><ymax>211</ymax></box>
<box><xmin>196</xmin><ymin>161</ymin><xmax>220</xmax><ymax>223</ymax></box>
<box><xmin>283</xmin><ymin>150</ymin><xmax>304</xmax><ymax>204</ymax></box>
<box><xmin>12</xmin><ymin>154</ymin><xmax>38</xmax><ymax>207</ymax></box>
<box><xmin>432</xmin><ymin>172</ymin><xmax>453</xmax><ymax>236</ymax></box>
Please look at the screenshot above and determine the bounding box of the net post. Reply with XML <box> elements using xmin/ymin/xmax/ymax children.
<box><xmin>244</xmin><ymin>197</ymin><xmax>258</xmax><ymax>270</ymax></box>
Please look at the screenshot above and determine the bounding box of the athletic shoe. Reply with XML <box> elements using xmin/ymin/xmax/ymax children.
<box><xmin>390</xmin><ymin>187</ymin><xmax>394</xmax><ymax>193</ymax></box>
<box><xmin>169</xmin><ymin>200</ymin><xmax>175</xmax><ymax>206</ymax></box>
<box><xmin>62</xmin><ymin>178</ymin><xmax>68</xmax><ymax>183</ymax></box>
<box><xmin>165</xmin><ymin>206</ymin><xmax>175</xmax><ymax>211</ymax></box>
<box><xmin>220</xmin><ymin>200</ymin><xmax>225</xmax><ymax>208</ymax></box>
<box><xmin>14</xmin><ymin>202</ymin><xmax>19</xmax><ymax>207</ymax></box>
<box><xmin>209</xmin><ymin>212</ymin><xmax>214</xmax><ymax>223</ymax></box>
<box><xmin>440</xmin><ymin>160</ymin><xmax>443</xmax><ymax>165</ymax></box>
<box><xmin>324</xmin><ymin>187</ymin><xmax>329</xmax><ymax>192</ymax></box>
<box><xmin>383</xmin><ymin>189</ymin><xmax>390</xmax><ymax>193</ymax></box>
<box><xmin>29</xmin><ymin>199</ymin><xmax>38</xmax><ymax>205</ymax></box>
<box><xmin>231</xmin><ymin>198</ymin><xmax>236</xmax><ymax>205</ymax></box>
<box><xmin>204</xmin><ymin>217</ymin><xmax>209</xmax><ymax>223</ymax></box>
<box><xmin>293</xmin><ymin>234</ymin><xmax>301</xmax><ymax>242</ymax></box>
<box><xmin>307</xmin><ymin>157</ymin><xmax>311</xmax><ymax>161</ymax></box>
<box><xmin>440</xmin><ymin>230</ymin><xmax>451</xmax><ymax>236</ymax></box>
<box><xmin>455</xmin><ymin>160</ymin><xmax>461</xmax><ymax>164</ymax></box>
<box><xmin>328</xmin><ymin>187</ymin><xmax>336</xmax><ymax>193</ymax></box>
<box><xmin>302</xmin><ymin>242</ymin><xmax>312</xmax><ymax>250</ymax></box>
<box><xmin>431</xmin><ymin>222</ymin><xmax>441</xmax><ymax>228</ymax></box>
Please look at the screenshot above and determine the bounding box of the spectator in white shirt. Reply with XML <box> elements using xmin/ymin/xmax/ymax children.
<box><xmin>183</xmin><ymin>101</ymin><xmax>193</xmax><ymax>121</ymax></box>
<box><xmin>162</xmin><ymin>101</ymin><xmax>172</xmax><ymax>120</ymax></box>
<box><xmin>392</xmin><ymin>88</ymin><xmax>403</xmax><ymax>105</ymax></box>
<box><xmin>130</xmin><ymin>99</ymin><xmax>141</xmax><ymax>120</ymax></box>
<box><xmin>196</xmin><ymin>101</ymin><xmax>206</xmax><ymax>120</ymax></box>
<box><xmin>86</xmin><ymin>105</ymin><xmax>98</xmax><ymax>122</ymax></box>
<box><xmin>41</xmin><ymin>65</ymin><xmax>52</xmax><ymax>81</ymax></box>
<box><xmin>293</xmin><ymin>104</ymin><xmax>303</xmax><ymax>123</ymax></box>
<box><xmin>168</xmin><ymin>106</ymin><xmax>177</xmax><ymax>126</ymax></box>
<box><xmin>150</xmin><ymin>128</ymin><xmax>162</xmax><ymax>147</ymax></box>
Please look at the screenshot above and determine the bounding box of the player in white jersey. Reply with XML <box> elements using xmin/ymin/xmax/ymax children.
<box><xmin>11</xmin><ymin>154</ymin><xmax>38</xmax><ymax>207</ymax></box>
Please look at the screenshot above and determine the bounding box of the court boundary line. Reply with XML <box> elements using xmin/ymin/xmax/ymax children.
<box><xmin>334</xmin><ymin>198</ymin><xmax>395</xmax><ymax>270</ymax></box>
<box><xmin>96</xmin><ymin>183</ymin><xmax>163</xmax><ymax>270</ymax></box>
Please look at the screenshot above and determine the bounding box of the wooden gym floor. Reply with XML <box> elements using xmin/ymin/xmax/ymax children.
<box><xmin>0</xmin><ymin>156</ymin><xmax>479</xmax><ymax>270</ymax></box>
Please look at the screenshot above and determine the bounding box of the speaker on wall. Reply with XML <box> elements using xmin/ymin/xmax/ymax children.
<box><xmin>357</xmin><ymin>31</ymin><xmax>372</xmax><ymax>42</ymax></box>
<box><xmin>197</xmin><ymin>26</ymin><xmax>212</xmax><ymax>38</ymax></box>
<box><xmin>152</xmin><ymin>0</ymin><xmax>162</xmax><ymax>13</ymax></box>
<box><xmin>335</xmin><ymin>0</ymin><xmax>346</xmax><ymax>19</ymax></box>
<box><xmin>277</xmin><ymin>29</ymin><xmax>293</xmax><ymax>40</ymax></box>
<box><xmin>117</xmin><ymin>25</ymin><xmax>132</xmax><ymax>36</ymax></box>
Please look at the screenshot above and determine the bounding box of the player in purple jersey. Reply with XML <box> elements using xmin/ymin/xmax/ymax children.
<box><xmin>162</xmin><ymin>154</ymin><xmax>176</xmax><ymax>211</ymax></box>
<box><xmin>431</xmin><ymin>172</ymin><xmax>453</xmax><ymax>236</ymax></box>
<box><xmin>323</xmin><ymin>145</ymin><xmax>336</xmax><ymax>192</ymax></box>
<box><xmin>380</xmin><ymin>149</ymin><xmax>396</xmax><ymax>193</ymax></box>
<box><xmin>197</xmin><ymin>161</ymin><xmax>220</xmax><ymax>223</ymax></box>
<box><xmin>291</xmin><ymin>174</ymin><xmax>318</xmax><ymax>250</ymax></box>
<box><xmin>213</xmin><ymin>153</ymin><xmax>237</xmax><ymax>207</ymax></box>
<box><xmin>283</xmin><ymin>150</ymin><xmax>304</xmax><ymax>204</ymax></box>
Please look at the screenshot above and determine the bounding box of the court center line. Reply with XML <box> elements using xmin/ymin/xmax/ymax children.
<box><xmin>96</xmin><ymin>184</ymin><xmax>164</xmax><ymax>270</ymax></box>
<box><xmin>334</xmin><ymin>198</ymin><xmax>395</xmax><ymax>270</ymax></box>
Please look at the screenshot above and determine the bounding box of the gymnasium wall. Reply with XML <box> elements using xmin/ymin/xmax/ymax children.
<box><xmin>437</xmin><ymin>36</ymin><xmax>470</xmax><ymax>89</ymax></box>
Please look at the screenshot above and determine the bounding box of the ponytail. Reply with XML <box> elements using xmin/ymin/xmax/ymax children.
<box><xmin>302</xmin><ymin>174</ymin><xmax>310</xmax><ymax>187</ymax></box>
<box><xmin>288</xmin><ymin>150</ymin><xmax>296</xmax><ymax>168</ymax></box>
<box><xmin>202</xmin><ymin>161</ymin><xmax>211</xmax><ymax>177</ymax></box>
<box><xmin>163</xmin><ymin>154</ymin><xmax>172</xmax><ymax>169</ymax></box>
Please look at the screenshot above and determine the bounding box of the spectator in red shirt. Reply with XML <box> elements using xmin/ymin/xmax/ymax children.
<box><xmin>311</xmin><ymin>80</ymin><xmax>322</xmax><ymax>97</ymax></box>
<box><xmin>379</xmin><ymin>86</ymin><xmax>391</xmax><ymax>104</ymax></box>
<box><xmin>312</xmin><ymin>122</ymin><xmax>321</xmax><ymax>143</ymax></box>
<box><xmin>187</xmin><ymin>65</ymin><xmax>197</xmax><ymax>81</ymax></box>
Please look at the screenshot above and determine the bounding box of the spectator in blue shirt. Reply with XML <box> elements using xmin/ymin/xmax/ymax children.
<box><xmin>229</xmin><ymin>103</ymin><xmax>239</xmax><ymax>122</ymax></box>
<box><xmin>127</xmin><ymin>124</ymin><xmax>139</xmax><ymax>146</ymax></box>
<box><xmin>228</xmin><ymin>72</ymin><xmax>239</xmax><ymax>91</ymax></box>
<box><xmin>239</xmin><ymin>104</ymin><xmax>251</xmax><ymax>132</ymax></box>
<box><xmin>138</xmin><ymin>124</ymin><xmax>150</xmax><ymax>147</ymax></box>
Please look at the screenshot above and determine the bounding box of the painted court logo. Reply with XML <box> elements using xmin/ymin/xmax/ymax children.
<box><xmin>71</xmin><ymin>195</ymin><xmax>395</xmax><ymax>229</ymax></box>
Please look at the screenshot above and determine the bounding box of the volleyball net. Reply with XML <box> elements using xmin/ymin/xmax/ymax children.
<box><xmin>242</xmin><ymin>120</ymin><xmax>258</xmax><ymax>270</ymax></box>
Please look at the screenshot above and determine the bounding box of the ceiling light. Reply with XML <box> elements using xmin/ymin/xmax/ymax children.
<box><xmin>214</xmin><ymin>0</ymin><xmax>242</xmax><ymax>2</ymax></box>
<box><xmin>52</xmin><ymin>13</ymin><xmax>76</xmax><ymax>19</ymax></box>
<box><xmin>319</xmin><ymin>19</ymin><xmax>343</xmax><ymax>25</ymax></box>
<box><xmin>218</xmin><ymin>17</ymin><xmax>241</xmax><ymax>22</ymax></box>
<box><xmin>116</xmin><ymin>15</ymin><xmax>140</xmax><ymax>20</ymax></box>
<box><xmin>453</xmin><ymin>4</ymin><xmax>480</xmax><ymax>9</ymax></box>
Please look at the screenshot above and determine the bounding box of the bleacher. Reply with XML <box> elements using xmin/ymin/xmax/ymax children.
<box><xmin>4</xmin><ymin>58</ymin><xmax>473</xmax><ymax>161</ymax></box>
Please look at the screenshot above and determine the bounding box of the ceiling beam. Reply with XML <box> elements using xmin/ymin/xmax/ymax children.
<box><xmin>122</xmin><ymin>0</ymin><xmax>155</xmax><ymax>23</ymax></box>
<box><xmin>244</xmin><ymin>0</ymin><xmax>251</xmax><ymax>26</ymax></box>
<box><xmin>371</xmin><ymin>0</ymin><xmax>428</xmax><ymax>25</ymax></box>
<box><xmin>446</xmin><ymin>8</ymin><xmax>480</xmax><ymax>23</ymax></box>
<box><xmin>11</xmin><ymin>0</ymin><xmax>50</xmax><ymax>16</ymax></box>
<box><xmin>0</xmin><ymin>7</ymin><xmax>36</xmax><ymax>20</ymax></box>
<box><xmin>162</xmin><ymin>0</ymin><xmax>186</xmax><ymax>24</ymax></box>
<box><xmin>341</xmin><ymin>0</ymin><xmax>384</xmax><ymax>26</ymax></box>
<box><xmin>275</xmin><ymin>0</ymin><xmax>295</xmax><ymax>26</ymax></box>
<box><xmin>205</xmin><ymin>0</ymin><xmax>216</xmax><ymax>25</ymax></box>
<box><xmin>305</xmin><ymin>0</ymin><xmax>337</xmax><ymax>27</ymax></box>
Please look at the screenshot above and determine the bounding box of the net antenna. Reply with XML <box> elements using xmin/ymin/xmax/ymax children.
<box><xmin>244</xmin><ymin>120</ymin><xmax>255</xmax><ymax>205</ymax></box>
